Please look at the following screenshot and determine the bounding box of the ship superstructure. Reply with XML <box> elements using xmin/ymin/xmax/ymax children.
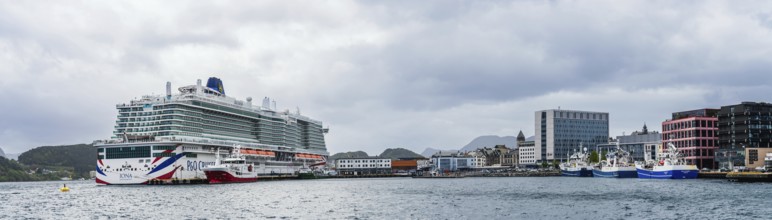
<box><xmin>93</xmin><ymin>77</ymin><xmax>329</xmax><ymax>184</ymax></box>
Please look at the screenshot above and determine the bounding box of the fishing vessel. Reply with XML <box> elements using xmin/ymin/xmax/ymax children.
<box><xmin>635</xmin><ymin>143</ymin><xmax>698</xmax><ymax>179</ymax></box>
<box><xmin>559</xmin><ymin>144</ymin><xmax>594</xmax><ymax>177</ymax></box>
<box><xmin>93</xmin><ymin>77</ymin><xmax>329</xmax><ymax>185</ymax></box>
<box><xmin>592</xmin><ymin>144</ymin><xmax>637</xmax><ymax>178</ymax></box>
<box><xmin>204</xmin><ymin>147</ymin><xmax>258</xmax><ymax>183</ymax></box>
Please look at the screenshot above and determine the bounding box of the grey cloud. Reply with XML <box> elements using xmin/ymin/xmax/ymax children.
<box><xmin>2</xmin><ymin>1</ymin><xmax>772</xmax><ymax>154</ymax></box>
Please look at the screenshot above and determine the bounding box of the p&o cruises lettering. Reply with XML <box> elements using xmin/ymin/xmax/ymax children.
<box><xmin>187</xmin><ymin>161</ymin><xmax>216</xmax><ymax>171</ymax></box>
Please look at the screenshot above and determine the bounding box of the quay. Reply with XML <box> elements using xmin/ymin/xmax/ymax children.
<box><xmin>698</xmin><ymin>172</ymin><xmax>728</xmax><ymax>179</ymax></box>
<box><xmin>466</xmin><ymin>171</ymin><xmax>560</xmax><ymax>177</ymax></box>
<box><xmin>326</xmin><ymin>174</ymin><xmax>411</xmax><ymax>179</ymax></box>
<box><xmin>146</xmin><ymin>178</ymin><xmax>209</xmax><ymax>185</ymax></box>
<box><xmin>413</xmin><ymin>175</ymin><xmax>465</xmax><ymax>178</ymax></box>
<box><xmin>727</xmin><ymin>172</ymin><xmax>772</xmax><ymax>182</ymax></box>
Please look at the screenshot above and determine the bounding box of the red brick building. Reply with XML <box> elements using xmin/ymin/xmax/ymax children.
<box><xmin>662</xmin><ymin>109</ymin><xmax>720</xmax><ymax>169</ymax></box>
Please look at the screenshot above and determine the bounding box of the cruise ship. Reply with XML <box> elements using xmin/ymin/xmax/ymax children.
<box><xmin>93</xmin><ymin>77</ymin><xmax>329</xmax><ymax>185</ymax></box>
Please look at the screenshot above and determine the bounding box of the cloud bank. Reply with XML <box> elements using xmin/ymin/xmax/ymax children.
<box><xmin>1</xmin><ymin>1</ymin><xmax>772</xmax><ymax>154</ymax></box>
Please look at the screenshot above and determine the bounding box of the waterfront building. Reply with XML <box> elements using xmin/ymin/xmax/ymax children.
<box><xmin>335</xmin><ymin>157</ymin><xmax>392</xmax><ymax>175</ymax></box>
<box><xmin>391</xmin><ymin>158</ymin><xmax>430</xmax><ymax>174</ymax></box>
<box><xmin>534</xmin><ymin>109</ymin><xmax>609</xmax><ymax>163</ymax></box>
<box><xmin>503</xmin><ymin>149</ymin><xmax>518</xmax><ymax>167</ymax></box>
<box><xmin>662</xmin><ymin>108</ymin><xmax>719</xmax><ymax>169</ymax></box>
<box><xmin>596</xmin><ymin>124</ymin><xmax>661</xmax><ymax>162</ymax></box>
<box><xmin>716</xmin><ymin>102</ymin><xmax>772</xmax><ymax>169</ymax></box>
<box><xmin>431</xmin><ymin>151</ymin><xmax>474</xmax><ymax>172</ymax></box>
<box><xmin>765</xmin><ymin>153</ymin><xmax>772</xmax><ymax>170</ymax></box>
<box><xmin>517</xmin><ymin>131</ymin><xmax>537</xmax><ymax>167</ymax></box>
<box><xmin>465</xmin><ymin>151</ymin><xmax>487</xmax><ymax>168</ymax></box>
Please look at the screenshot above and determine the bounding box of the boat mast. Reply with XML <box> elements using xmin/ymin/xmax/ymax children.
<box><xmin>215</xmin><ymin>147</ymin><xmax>221</xmax><ymax>166</ymax></box>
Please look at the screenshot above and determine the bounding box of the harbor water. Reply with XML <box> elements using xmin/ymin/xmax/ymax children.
<box><xmin>1</xmin><ymin>177</ymin><xmax>770</xmax><ymax>219</ymax></box>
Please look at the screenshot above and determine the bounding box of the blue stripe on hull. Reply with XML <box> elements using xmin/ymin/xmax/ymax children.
<box><xmin>592</xmin><ymin>170</ymin><xmax>638</xmax><ymax>178</ymax></box>
<box><xmin>561</xmin><ymin>169</ymin><xmax>593</xmax><ymax>177</ymax></box>
<box><xmin>636</xmin><ymin>168</ymin><xmax>698</xmax><ymax>179</ymax></box>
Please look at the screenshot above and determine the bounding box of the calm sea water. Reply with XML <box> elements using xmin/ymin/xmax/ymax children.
<box><xmin>1</xmin><ymin>177</ymin><xmax>770</xmax><ymax>219</ymax></box>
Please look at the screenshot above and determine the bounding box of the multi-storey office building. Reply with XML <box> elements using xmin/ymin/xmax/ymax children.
<box><xmin>596</xmin><ymin>124</ymin><xmax>660</xmax><ymax>162</ymax></box>
<box><xmin>534</xmin><ymin>109</ymin><xmax>609</xmax><ymax>163</ymax></box>
<box><xmin>662</xmin><ymin>109</ymin><xmax>719</xmax><ymax>169</ymax></box>
<box><xmin>717</xmin><ymin>102</ymin><xmax>772</xmax><ymax>169</ymax></box>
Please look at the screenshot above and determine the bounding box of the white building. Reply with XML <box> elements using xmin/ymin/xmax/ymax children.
<box><xmin>466</xmin><ymin>151</ymin><xmax>487</xmax><ymax>168</ymax></box>
<box><xmin>431</xmin><ymin>151</ymin><xmax>474</xmax><ymax>172</ymax></box>
<box><xmin>517</xmin><ymin>130</ymin><xmax>537</xmax><ymax>166</ymax></box>
<box><xmin>335</xmin><ymin>157</ymin><xmax>391</xmax><ymax>175</ymax></box>
<box><xmin>518</xmin><ymin>143</ymin><xmax>537</xmax><ymax>165</ymax></box>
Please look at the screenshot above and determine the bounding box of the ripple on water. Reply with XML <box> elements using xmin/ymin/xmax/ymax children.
<box><xmin>1</xmin><ymin>178</ymin><xmax>772</xmax><ymax>219</ymax></box>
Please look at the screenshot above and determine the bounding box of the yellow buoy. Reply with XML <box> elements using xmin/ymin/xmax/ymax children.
<box><xmin>60</xmin><ymin>184</ymin><xmax>70</xmax><ymax>192</ymax></box>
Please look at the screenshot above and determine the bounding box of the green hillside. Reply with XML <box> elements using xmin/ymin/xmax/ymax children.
<box><xmin>0</xmin><ymin>157</ymin><xmax>57</xmax><ymax>182</ymax></box>
<box><xmin>18</xmin><ymin>144</ymin><xmax>95</xmax><ymax>179</ymax></box>
<box><xmin>379</xmin><ymin>148</ymin><xmax>425</xmax><ymax>160</ymax></box>
<box><xmin>328</xmin><ymin>151</ymin><xmax>369</xmax><ymax>162</ymax></box>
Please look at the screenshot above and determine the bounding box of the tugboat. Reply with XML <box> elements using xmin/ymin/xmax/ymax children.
<box><xmin>635</xmin><ymin>143</ymin><xmax>698</xmax><ymax>179</ymax></box>
<box><xmin>559</xmin><ymin>143</ymin><xmax>594</xmax><ymax>177</ymax></box>
<box><xmin>203</xmin><ymin>146</ymin><xmax>259</xmax><ymax>184</ymax></box>
<box><xmin>592</xmin><ymin>143</ymin><xmax>637</xmax><ymax>178</ymax></box>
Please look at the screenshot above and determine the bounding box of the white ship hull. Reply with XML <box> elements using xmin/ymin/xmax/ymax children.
<box><xmin>95</xmin><ymin>143</ymin><xmax>320</xmax><ymax>185</ymax></box>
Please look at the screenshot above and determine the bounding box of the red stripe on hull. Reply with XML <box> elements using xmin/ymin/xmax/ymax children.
<box><xmin>204</xmin><ymin>170</ymin><xmax>258</xmax><ymax>184</ymax></box>
<box><xmin>155</xmin><ymin>166</ymin><xmax>179</xmax><ymax>179</ymax></box>
<box><xmin>95</xmin><ymin>177</ymin><xmax>110</xmax><ymax>185</ymax></box>
<box><xmin>151</xmin><ymin>149</ymin><xmax>176</xmax><ymax>164</ymax></box>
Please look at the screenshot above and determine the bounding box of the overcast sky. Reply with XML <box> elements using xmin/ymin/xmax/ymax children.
<box><xmin>2</xmin><ymin>1</ymin><xmax>772</xmax><ymax>155</ymax></box>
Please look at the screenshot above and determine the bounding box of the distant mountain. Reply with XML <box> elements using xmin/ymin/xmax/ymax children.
<box><xmin>18</xmin><ymin>144</ymin><xmax>96</xmax><ymax>179</ymax></box>
<box><xmin>1</xmin><ymin>147</ymin><xmax>20</xmax><ymax>160</ymax></box>
<box><xmin>4</xmin><ymin>154</ymin><xmax>19</xmax><ymax>161</ymax></box>
<box><xmin>328</xmin><ymin>151</ymin><xmax>369</xmax><ymax>162</ymax></box>
<box><xmin>420</xmin><ymin>147</ymin><xmax>461</xmax><ymax>158</ymax></box>
<box><xmin>459</xmin><ymin>135</ymin><xmax>517</xmax><ymax>152</ymax></box>
<box><xmin>379</xmin><ymin>148</ymin><xmax>425</xmax><ymax>160</ymax></box>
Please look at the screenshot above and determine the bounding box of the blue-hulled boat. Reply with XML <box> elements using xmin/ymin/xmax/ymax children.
<box><xmin>559</xmin><ymin>144</ymin><xmax>593</xmax><ymax>177</ymax></box>
<box><xmin>635</xmin><ymin>143</ymin><xmax>698</xmax><ymax>179</ymax></box>
<box><xmin>593</xmin><ymin>145</ymin><xmax>638</xmax><ymax>178</ymax></box>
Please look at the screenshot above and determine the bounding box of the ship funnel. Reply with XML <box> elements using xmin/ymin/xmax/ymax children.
<box><xmin>262</xmin><ymin>97</ymin><xmax>270</xmax><ymax>109</ymax></box>
<box><xmin>206</xmin><ymin>77</ymin><xmax>225</xmax><ymax>95</ymax></box>
<box><xmin>165</xmin><ymin>81</ymin><xmax>172</xmax><ymax>99</ymax></box>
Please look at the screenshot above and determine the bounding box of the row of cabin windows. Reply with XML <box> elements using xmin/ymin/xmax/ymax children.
<box><xmin>105</xmin><ymin>146</ymin><xmax>150</xmax><ymax>159</ymax></box>
<box><xmin>339</xmin><ymin>160</ymin><xmax>389</xmax><ymax>163</ymax></box>
<box><xmin>339</xmin><ymin>164</ymin><xmax>391</xmax><ymax>168</ymax></box>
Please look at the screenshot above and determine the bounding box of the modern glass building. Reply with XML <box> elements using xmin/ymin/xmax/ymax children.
<box><xmin>717</xmin><ymin>102</ymin><xmax>772</xmax><ymax>169</ymax></box>
<box><xmin>534</xmin><ymin>109</ymin><xmax>609</xmax><ymax>163</ymax></box>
